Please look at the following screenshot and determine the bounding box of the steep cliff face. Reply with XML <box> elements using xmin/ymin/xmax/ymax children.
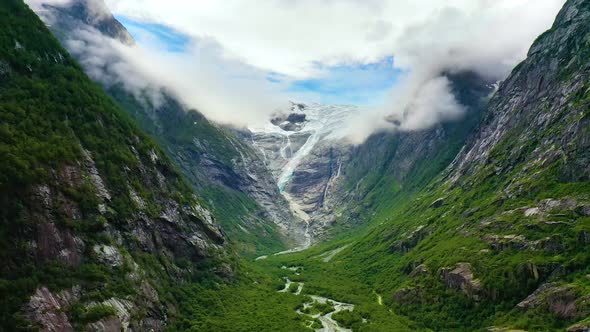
<box><xmin>0</xmin><ymin>1</ymin><xmax>229</xmax><ymax>330</ymax></box>
<box><xmin>321</xmin><ymin>0</ymin><xmax>590</xmax><ymax>330</ymax></box>
<box><xmin>320</xmin><ymin>71</ymin><xmax>495</xmax><ymax>236</ymax></box>
<box><xmin>35</xmin><ymin>0</ymin><xmax>297</xmax><ymax>255</ymax></box>
<box><xmin>246</xmin><ymin>72</ymin><xmax>494</xmax><ymax>242</ymax></box>
<box><xmin>37</xmin><ymin>0</ymin><xmax>134</xmax><ymax>45</ymax></box>
<box><xmin>248</xmin><ymin>103</ymin><xmax>358</xmax><ymax>242</ymax></box>
<box><xmin>452</xmin><ymin>0</ymin><xmax>590</xmax><ymax>185</ymax></box>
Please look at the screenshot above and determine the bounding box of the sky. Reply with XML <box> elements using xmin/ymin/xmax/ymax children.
<box><xmin>27</xmin><ymin>0</ymin><xmax>566</xmax><ymax>140</ymax></box>
<box><xmin>116</xmin><ymin>14</ymin><xmax>402</xmax><ymax>106</ymax></box>
<box><xmin>103</xmin><ymin>0</ymin><xmax>565</xmax><ymax>108</ymax></box>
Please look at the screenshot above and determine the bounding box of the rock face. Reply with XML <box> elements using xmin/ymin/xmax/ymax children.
<box><xmin>39</xmin><ymin>0</ymin><xmax>297</xmax><ymax>253</ymax></box>
<box><xmin>26</xmin><ymin>287</ymin><xmax>80</xmax><ymax>332</ymax></box>
<box><xmin>440</xmin><ymin>263</ymin><xmax>483</xmax><ymax>300</ymax></box>
<box><xmin>450</xmin><ymin>0</ymin><xmax>590</xmax><ymax>185</ymax></box>
<box><xmin>517</xmin><ymin>283</ymin><xmax>587</xmax><ymax>319</ymax></box>
<box><xmin>248</xmin><ymin>102</ymin><xmax>358</xmax><ymax>241</ymax></box>
<box><xmin>0</xmin><ymin>2</ymin><xmax>228</xmax><ymax>330</ymax></box>
<box><xmin>38</xmin><ymin>0</ymin><xmax>134</xmax><ymax>45</ymax></box>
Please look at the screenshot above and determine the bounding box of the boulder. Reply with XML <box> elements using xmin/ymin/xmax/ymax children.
<box><xmin>430</xmin><ymin>197</ymin><xmax>445</xmax><ymax>208</ymax></box>
<box><xmin>439</xmin><ymin>263</ymin><xmax>482</xmax><ymax>300</ymax></box>
<box><xmin>409</xmin><ymin>264</ymin><xmax>429</xmax><ymax>278</ymax></box>
<box><xmin>567</xmin><ymin>323</ymin><xmax>590</xmax><ymax>332</ymax></box>
<box><xmin>517</xmin><ymin>283</ymin><xmax>581</xmax><ymax>318</ymax></box>
<box><xmin>392</xmin><ymin>287</ymin><xmax>423</xmax><ymax>305</ymax></box>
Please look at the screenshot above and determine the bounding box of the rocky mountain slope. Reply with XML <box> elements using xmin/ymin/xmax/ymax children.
<box><xmin>36</xmin><ymin>0</ymin><xmax>499</xmax><ymax>253</ymax></box>
<box><xmin>0</xmin><ymin>1</ymin><xmax>230</xmax><ymax>330</ymax></box>
<box><xmin>249</xmin><ymin>72</ymin><xmax>494</xmax><ymax>241</ymax></box>
<box><xmin>247</xmin><ymin>102</ymin><xmax>358</xmax><ymax>243</ymax></box>
<box><xmin>4</xmin><ymin>0</ymin><xmax>589</xmax><ymax>330</ymax></box>
<box><xmin>35</xmin><ymin>0</ymin><xmax>300</xmax><ymax>256</ymax></box>
<box><xmin>285</xmin><ymin>0</ymin><xmax>590</xmax><ymax>330</ymax></box>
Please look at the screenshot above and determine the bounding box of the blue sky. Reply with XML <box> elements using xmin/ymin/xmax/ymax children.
<box><xmin>116</xmin><ymin>16</ymin><xmax>401</xmax><ymax>106</ymax></box>
<box><xmin>287</xmin><ymin>58</ymin><xmax>402</xmax><ymax>105</ymax></box>
<box><xmin>117</xmin><ymin>16</ymin><xmax>190</xmax><ymax>53</ymax></box>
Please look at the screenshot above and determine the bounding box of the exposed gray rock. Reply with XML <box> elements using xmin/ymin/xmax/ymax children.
<box><xmin>86</xmin><ymin>316</ymin><xmax>121</xmax><ymax>332</ymax></box>
<box><xmin>568</xmin><ymin>323</ymin><xmax>590</xmax><ymax>332</ymax></box>
<box><xmin>93</xmin><ymin>244</ymin><xmax>123</xmax><ymax>268</ymax></box>
<box><xmin>409</xmin><ymin>264</ymin><xmax>429</xmax><ymax>278</ymax></box>
<box><xmin>128</xmin><ymin>188</ymin><xmax>146</xmax><ymax>209</ymax></box>
<box><xmin>483</xmin><ymin>234</ymin><xmax>530</xmax><ymax>252</ymax></box>
<box><xmin>40</xmin><ymin>0</ymin><xmax>135</xmax><ymax>46</ymax></box>
<box><xmin>576</xmin><ymin>205</ymin><xmax>590</xmax><ymax>217</ymax></box>
<box><xmin>517</xmin><ymin>283</ymin><xmax>583</xmax><ymax>319</ymax></box>
<box><xmin>391</xmin><ymin>225</ymin><xmax>433</xmax><ymax>253</ymax></box>
<box><xmin>25</xmin><ymin>286</ymin><xmax>81</xmax><ymax>332</ymax></box>
<box><xmin>430</xmin><ymin>198</ymin><xmax>445</xmax><ymax>208</ymax></box>
<box><xmin>440</xmin><ymin>263</ymin><xmax>483</xmax><ymax>300</ymax></box>
<box><xmin>82</xmin><ymin>149</ymin><xmax>111</xmax><ymax>201</ymax></box>
<box><xmin>86</xmin><ymin>297</ymin><xmax>134</xmax><ymax>331</ymax></box>
<box><xmin>450</xmin><ymin>0</ymin><xmax>590</xmax><ymax>185</ymax></box>
<box><xmin>392</xmin><ymin>287</ymin><xmax>423</xmax><ymax>305</ymax></box>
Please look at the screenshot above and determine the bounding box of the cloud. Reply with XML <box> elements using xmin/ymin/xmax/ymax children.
<box><xmin>343</xmin><ymin>0</ymin><xmax>566</xmax><ymax>143</ymax></box>
<box><xmin>28</xmin><ymin>0</ymin><xmax>290</xmax><ymax>128</ymax></box>
<box><xmin>101</xmin><ymin>0</ymin><xmax>564</xmax><ymax>77</ymax></box>
<box><xmin>28</xmin><ymin>0</ymin><xmax>566</xmax><ymax>141</ymax></box>
<box><xmin>100</xmin><ymin>0</ymin><xmax>566</xmax><ymax>142</ymax></box>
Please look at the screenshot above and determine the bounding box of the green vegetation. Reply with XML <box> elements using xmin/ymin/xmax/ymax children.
<box><xmin>1</xmin><ymin>0</ymin><xmax>589</xmax><ymax>330</ymax></box>
<box><xmin>167</xmin><ymin>264</ymin><xmax>314</xmax><ymax>331</ymax></box>
<box><xmin>71</xmin><ymin>304</ymin><xmax>117</xmax><ymax>324</ymax></box>
<box><xmin>332</xmin><ymin>310</ymin><xmax>364</xmax><ymax>329</ymax></box>
<box><xmin>104</xmin><ymin>83</ymin><xmax>289</xmax><ymax>257</ymax></box>
<box><xmin>0</xmin><ymin>1</ymin><xmax>229</xmax><ymax>329</ymax></box>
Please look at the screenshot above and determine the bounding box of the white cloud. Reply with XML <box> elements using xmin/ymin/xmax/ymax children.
<box><xmin>102</xmin><ymin>0</ymin><xmax>564</xmax><ymax>78</ymax></box>
<box><xmin>28</xmin><ymin>0</ymin><xmax>566</xmax><ymax>140</ymax></box>
<box><xmin>68</xmin><ymin>25</ymin><xmax>289</xmax><ymax>127</ymax></box>
<box><xmin>101</xmin><ymin>0</ymin><xmax>564</xmax><ymax>142</ymax></box>
<box><xmin>27</xmin><ymin>0</ymin><xmax>290</xmax><ymax>127</ymax></box>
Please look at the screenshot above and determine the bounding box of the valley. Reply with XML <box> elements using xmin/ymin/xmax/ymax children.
<box><xmin>1</xmin><ymin>0</ymin><xmax>589</xmax><ymax>331</ymax></box>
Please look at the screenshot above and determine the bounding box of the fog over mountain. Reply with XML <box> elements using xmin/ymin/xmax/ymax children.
<box><xmin>27</xmin><ymin>0</ymin><xmax>564</xmax><ymax>141</ymax></box>
<box><xmin>4</xmin><ymin>0</ymin><xmax>590</xmax><ymax>330</ymax></box>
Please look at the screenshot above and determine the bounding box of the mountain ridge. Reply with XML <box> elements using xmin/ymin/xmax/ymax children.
<box><xmin>2</xmin><ymin>0</ymin><xmax>589</xmax><ymax>330</ymax></box>
<box><xmin>0</xmin><ymin>1</ymin><xmax>232</xmax><ymax>329</ymax></box>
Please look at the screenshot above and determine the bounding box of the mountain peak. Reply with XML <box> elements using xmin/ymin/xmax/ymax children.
<box><xmin>42</xmin><ymin>0</ymin><xmax>135</xmax><ymax>45</ymax></box>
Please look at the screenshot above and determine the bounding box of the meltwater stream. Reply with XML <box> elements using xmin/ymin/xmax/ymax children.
<box><xmin>249</xmin><ymin>103</ymin><xmax>358</xmax><ymax>251</ymax></box>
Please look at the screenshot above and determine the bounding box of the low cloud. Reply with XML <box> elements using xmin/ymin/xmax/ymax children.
<box><xmin>344</xmin><ymin>0</ymin><xmax>565</xmax><ymax>143</ymax></box>
<box><xmin>28</xmin><ymin>0</ymin><xmax>565</xmax><ymax>140</ymax></box>
<box><xmin>28</xmin><ymin>0</ymin><xmax>289</xmax><ymax>128</ymax></box>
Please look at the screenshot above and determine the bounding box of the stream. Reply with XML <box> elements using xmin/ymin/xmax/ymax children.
<box><xmin>279</xmin><ymin>276</ymin><xmax>354</xmax><ymax>332</ymax></box>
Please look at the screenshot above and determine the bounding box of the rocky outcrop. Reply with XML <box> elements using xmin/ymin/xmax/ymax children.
<box><xmin>517</xmin><ymin>283</ymin><xmax>587</xmax><ymax>319</ymax></box>
<box><xmin>568</xmin><ymin>323</ymin><xmax>590</xmax><ymax>332</ymax></box>
<box><xmin>391</xmin><ymin>225</ymin><xmax>433</xmax><ymax>253</ymax></box>
<box><xmin>0</xmin><ymin>3</ymin><xmax>229</xmax><ymax>330</ymax></box>
<box><xmin>482</xmin><ymin>234</ymin><xmax>530</xmax><ymax>252</ymax></box>
<box><xmin>39</xmin><ymin>0</ymin><xmax>297</xmax><ymax>253</ymax></box>
<box><xmin>25</xmin><ymin>287</ymin><xmax>80</xmax><ymax>332</ymax></box>
<box><xmin>39</xmin><ymin>0</ymin><xmax>135</xmax><ymax>45</ymax></box>
<box><xmin>392</xmin><ymin>287</ymin><xmax>424</xmax><ymax>305</ymax></box>
<box><xmin>440</xmin><ymin>263</ymin><xmax>483</xmax><ymax>300</ymax></box>
<box><xmin>409</xmin><ymin>264</ymin><xmax>429</xmax><ymax>278</ymax></box>
<box><xmin>271</xmin><ymin>109</ymin><xmax>308</xmax><ymax>131</ymax></box>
